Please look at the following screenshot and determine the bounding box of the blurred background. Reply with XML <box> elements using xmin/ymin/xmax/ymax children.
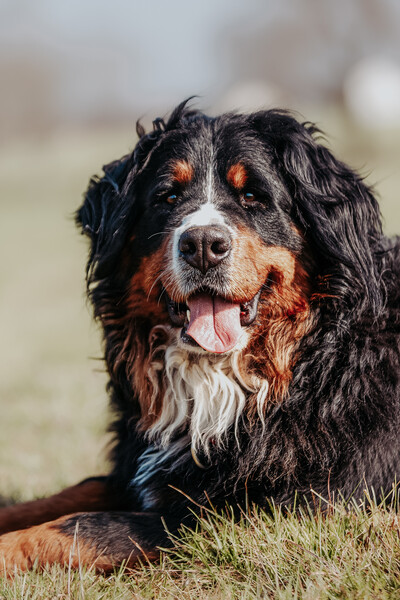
<box><xmin>1</xmin><ymin>0</ymin><xmax>400</xmax><ymax>500</ymax></box>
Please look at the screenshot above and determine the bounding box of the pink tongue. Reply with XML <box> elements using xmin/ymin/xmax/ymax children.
<box><xmin>186</xmin><ymin>294</ymin><xmax>242</xmax><ymax>353</ymax></box>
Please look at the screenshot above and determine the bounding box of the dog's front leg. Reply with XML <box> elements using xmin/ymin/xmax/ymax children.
<box><xmin>0</xmin><ymin>510</ymin><xmax>171</xmax><ymax>574</ymax></box>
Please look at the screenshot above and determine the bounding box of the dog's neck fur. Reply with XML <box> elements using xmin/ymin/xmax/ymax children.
<box><xmin>140</xmin><ymin>325</ymin><xmax>269</xmax><ymax>457</ymax></box>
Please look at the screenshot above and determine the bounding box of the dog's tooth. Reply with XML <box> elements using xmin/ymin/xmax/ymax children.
<box><xmin>186</xmin><ymin>309</ymin><xmax>191</xmax><ymax>322</ymax></box>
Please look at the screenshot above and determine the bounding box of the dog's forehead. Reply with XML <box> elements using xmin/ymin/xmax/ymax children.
<box><xmin>152</xmin><ymin>116</ymin><xmax>271</xmax><ymax>182</ymax></box>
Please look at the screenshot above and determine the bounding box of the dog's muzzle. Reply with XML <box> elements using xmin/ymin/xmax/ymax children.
<box><xmin>165</xmin><ymin>225</ymin><xmax>262</xmax><ymax>353</ymax></box>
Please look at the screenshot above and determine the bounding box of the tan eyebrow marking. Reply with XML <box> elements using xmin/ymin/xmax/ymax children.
<box><xmin>227</xmin><ymin>163</ymin><xmax>248</xmax><ymax>189</ymax></box>
<box><xmin>172</xmin><ymin>160</ymin><xmax>194</xmax><ymax>185</ymax></box>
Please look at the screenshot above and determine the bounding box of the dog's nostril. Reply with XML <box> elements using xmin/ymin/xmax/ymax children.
<box><xmin>180</xmin><ymin>239</ymin><xmax>197</xmax><ymax>256</ymax></box>
<box><xmin>211</xmin><ymin>239</ymin><xmax>230</xmax><ymax>255</ymax></box>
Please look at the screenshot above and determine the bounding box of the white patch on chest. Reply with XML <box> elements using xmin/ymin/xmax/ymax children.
<box><xmin>149</xmin><ymin>327</ymin><xmax>269</xmax><ymax>452</ymax></box>
<box><xmin>130</xmin><ymin>326</ymin><xmax>269</xmax><ymax>505</ymax></box>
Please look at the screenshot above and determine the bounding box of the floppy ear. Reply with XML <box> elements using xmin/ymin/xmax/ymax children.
<box><xmin>255</xmin><ymin>111</ymin><xmax>384</xmax><ymax>315</ymax></box>
<box><xmin>76</xmin><ymin>154</ymin><xmax>136</xmax><ymax>282</ymax></box>
<box><xmin>76</xmin><ymin>122</ymin><xmax>166</xmax><ymax>282</ymax></box>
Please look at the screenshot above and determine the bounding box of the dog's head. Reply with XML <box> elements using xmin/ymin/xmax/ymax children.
<box><xmin>77</xmin><ymin>101</ymin><xmax>383</xmax><ymax>406</ymax></box>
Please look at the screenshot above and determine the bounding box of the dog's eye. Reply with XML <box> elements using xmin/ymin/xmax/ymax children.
<box><xmin>166</xmin><ymin>194</ymin><xmax>178</xmax><ymax>205</ymax></box>
<box><xmin>243</xmin><ymin>193</ymin><xmax>254</xmax><ymax>202</ymax></box>
<box><xmin>241</xmin><ymin>192</ymin><xmax>258</xmax><ymax>205</ymax></box>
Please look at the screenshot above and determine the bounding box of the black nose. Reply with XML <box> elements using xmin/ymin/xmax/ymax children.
<box><xmin>179</xmin><ymin>226</ymin><xmax>232</xmax><ymax>273</ymax></box>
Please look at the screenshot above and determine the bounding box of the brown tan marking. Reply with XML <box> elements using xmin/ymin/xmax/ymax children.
<box><xmin>243</xmin><ymin>278</ymin><xmax>312</xmax><ymax>405</ymax></box>
<box><xmin>228</xmin><ymin>225</ymin><xmax>313</xmax><ymax>403</ymax></box>
<box><xmin>93</xmin><ymin>251</ymin><xmax>170</xmax><ymax>432</ymax></box>
<box><xmin>98</xmin><ymin>242</ymin><xmax>174</xmax><ymax>429</ymax></box>
<box><xmin>0</xmin><ymin>517</ymin><xmax>99</xmax><ymax>573</ymax></box>
<box><xmin>131</xmin><ymin>327</ymin><xmax>169</xmax><ymax>432</ymax></box>
<box><xmin>0</xmin><ymin>515</ymin><xmax>158</xmax><ymax>574</ymax></box>
<box><xmin>228</xmin><ymin>225</ymin><xmax>301</xmax><ymax>301</ymax></box>
<box><xmin>96</xmin><ymin>303</ymin><xmax>166</xmax><ymax>430</ymax></box>
<box><xmin>94</xmin><ymin>243</ymin><xmax>169</xmax><ymax>427</ymax></box>
<box><xmin>172</xmin><ymin>160</ymin><xmax>194</xmax><ymax>185</ymax></box>
<box><xmin>227</xmin><ymin>163</ymin><xmax>248</xmax><ymax>190</ymax></box>
<box><xmin>128</xmin><ymin>249</ymin><xmax>170</xmax><ymax>322</ymax></box>
<box><xmin>127</xmin><ymin>244</ymin><xmax>173</xmax><ymax>427</ymax></box>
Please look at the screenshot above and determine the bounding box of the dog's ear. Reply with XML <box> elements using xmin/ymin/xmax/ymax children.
<box><xmin>76</xmin><ymin>154</ymin><xmax>136</xmax><ymax>281</ymax></box>
<box><xmin>254</xmin><ymin>111</ymin><xmax>384</xmax><ymax>315</ymax></box>
<box><xmin>76</xmin><ymin>122</ymin><xmax>167</xmax><ymax>281</ymax></box>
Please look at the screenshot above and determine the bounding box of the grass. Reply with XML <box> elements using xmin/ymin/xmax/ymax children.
<box><xmin>2</xmin><ymin>494</ymin><xmax>400</xmax><ymax>599</ymax></box>
<box><xmin>0</xmin><ymin>108</ymin><xmax>400</xmax><ymax>597</ymax></box>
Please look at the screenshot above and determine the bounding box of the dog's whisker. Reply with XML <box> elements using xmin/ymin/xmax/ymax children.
<box><xmin>147</xmin><ymin>231</ymin><xmax>169</xmax><ymax>240</ymax></box>
<box><xmin>146</xmin><ymin>271</ymin><xmax>164</xmax><ymax>301</ymax></box>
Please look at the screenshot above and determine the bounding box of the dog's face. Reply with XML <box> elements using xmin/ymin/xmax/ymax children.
<box><xmin>77</xmin><ymin>103</ymin><xmax>383</xmax><ymax>407</ymax></box>
<box><xmin>128</xmin><ymin>114</ymin><xmax>308</xmax><ymax>354</ymax></box>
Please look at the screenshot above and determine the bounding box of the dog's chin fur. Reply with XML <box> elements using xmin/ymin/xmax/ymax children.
<box><xmin>145</xmin><ymin>324</ymin><xmax>269</xmax><ymax>457</ymax></box>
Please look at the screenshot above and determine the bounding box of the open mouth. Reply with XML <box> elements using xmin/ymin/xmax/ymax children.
<box><xmin>166</xmin><ymin>290</ymin><xmax>261</xmax><ymax>354</ymax></box>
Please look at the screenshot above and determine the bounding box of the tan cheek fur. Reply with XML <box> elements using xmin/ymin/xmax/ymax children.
<box><xmin>128</xmin><ymin>246</ymin><xmax>170</xmax><ymax>322</ymax></box>
<box><xmin>96</xmin><ymin>240</ymin><xmax>172</xmax><ymax>429</ymax></box>
<box><xmin>222</xmin><ymin>225</ymin><xmax>313</xmax><ymax>404</ymax></box>
<box><xmin>228</xmin><ymin>225</ymin><xmax>298</xmax><ymax>301</ymax></box>
<box><xmin>126</xmin><ymin>245</ymin><xmax>175</xmax><ymax>427</ymax></box>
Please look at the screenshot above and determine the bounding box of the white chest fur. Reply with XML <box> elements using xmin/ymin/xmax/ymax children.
<box><xmin>146</xmin><ymin>325</ymin><xmax>269</xmax><ymax>455</ymax></box>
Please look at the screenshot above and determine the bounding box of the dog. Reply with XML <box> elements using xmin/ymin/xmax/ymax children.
<box><xmin>1</xmin><ymin>100</ymin><xmax>400</xmax><ymax>573</ymax></box>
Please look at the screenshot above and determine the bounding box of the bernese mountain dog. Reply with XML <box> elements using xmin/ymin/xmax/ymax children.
<box><xmin>1</xmin><ymin>100</ymin><xmax>400</xmax><ymax>573</ymax></box>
